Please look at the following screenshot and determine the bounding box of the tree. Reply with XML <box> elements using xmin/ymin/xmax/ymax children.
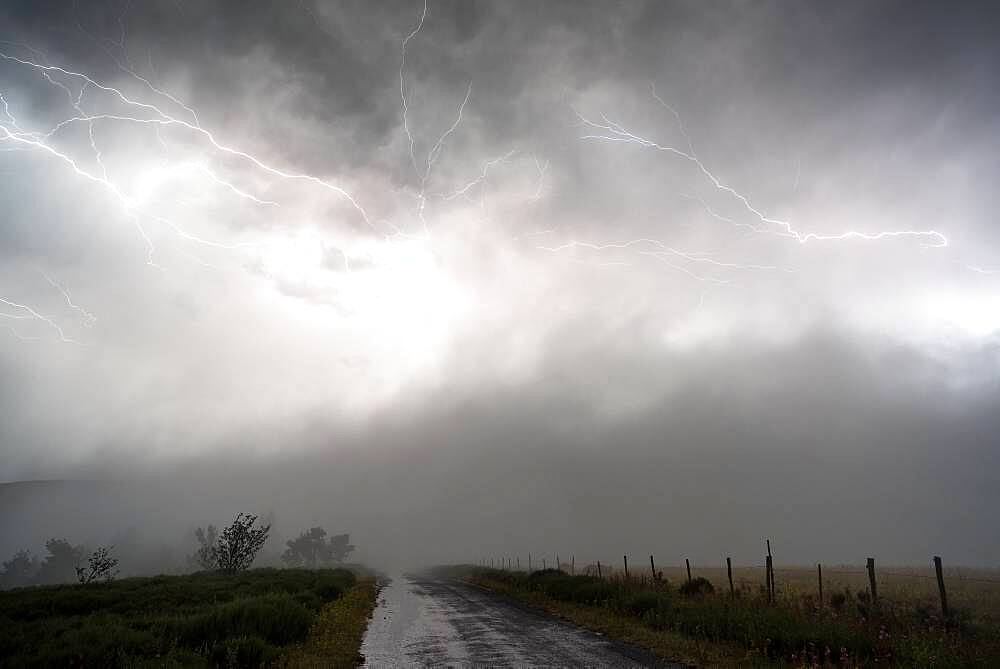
<box><xmin>75</xmin><ymin>545</ymin><xmax>120</xmax><ymax>584</ymax></box>
<box><xmin>34</xmin><ymin>538</ymin><xmax>84</xmax><ymax>585</ymax></box>
<box><xmin>215</xmin><ymin>513</ymin><xmax>270</xmax><ymax>573</ymax></box>
<box><xmin>327</xmin><ymin>533</ymin><xmax>355</xmax><ymax>563</ymax></box>
<box><xmin>281</xmin><ymin>527</ymin><xmax>325</xmax><ymax>568</ymax></box>
<box><xmin>1</xmin><ymin>549</ymin><xmax>38</xmax><ymax>589</ymax></box>
<box><xmin>189</xmin><ymin>525</ymin><xmax>219</xmax><ymax>571</ymax></box>
<box><xmin>281</xmin><ymin>527</ymin><xmax>355</xmax><ymax>568</ymax></box>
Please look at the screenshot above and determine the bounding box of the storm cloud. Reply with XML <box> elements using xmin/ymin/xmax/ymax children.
<box><xmin>1</xmin><ymin>1</ymin><xmax>998</xmax><ymax>568</ymax></box>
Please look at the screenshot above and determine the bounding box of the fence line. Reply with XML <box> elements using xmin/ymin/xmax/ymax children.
<box><xmin>477</xmin><ymin>560</ymin><xmax>1000</xmax><ymax>585</ymax></box>
<box><xmin>476</xmin><ymin>549</ymin><xmax>1000</xmax><ymax>619</ymax></box>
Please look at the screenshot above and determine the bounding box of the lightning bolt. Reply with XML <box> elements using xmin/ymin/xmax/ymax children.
<box><xmin>533</xmin><ymin>86</ymin><xmax>966</xmax><ymax>283</ymax></box>
<box><xmin>3</xmin><ymin>2</ymin><xmax>991</xmax><ymax>350</ymax></box>
<box><xmin>400</xmin><ymin>0</ymin><xmax>428</xmax><ymax>177</ymax></box>
<box><xmin>0</xmin><ymin>50</ymin><xmax>370</xmax><ymax>228</ymax></box>
<box><xmin>38</xmin><ymin>269</ymin><xmax>97</xmax><ymax>327</ymax></box>
<box><xmin>414</xmin><ymin>81</ymin><xmax>473</xmax><ymax>234</ymax></box>
<box><xmin>0</xmin><ymin>296</ymin><xmax>78</xmax><ymax>344</ymax></box>
<box><xmin>0</xmin><ymin>37</ymin><xmax>378</xmax><ymax>342</ymax></box>
<box><xmin>538</xmin><ymin>238</ymin><xmax>793</xmax><ymax>285</ymax></box>
<box><xmin>397</xmin><ymin>1</ymin><xmax>500</xmax><ymax>237</ymax></box>
<box><xmin>531</xmin><ymin>156</ymin><xmax>549</xmax><ymax>201</ymax></box>
<box><xmin>573</xmin><ymin>93</ymin><xmax>949</xmax><ymax>248</ymax></box>
<box><xmin>438</xmin><ymin>150</ymin><xmax>516</xmax><ymax>209</ymax></box>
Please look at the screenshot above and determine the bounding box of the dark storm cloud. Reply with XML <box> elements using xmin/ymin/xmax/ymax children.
<box><xmin>1</xmin><ymin>0</ymin><xmax>999</xmax><ymax>568</ymax></box>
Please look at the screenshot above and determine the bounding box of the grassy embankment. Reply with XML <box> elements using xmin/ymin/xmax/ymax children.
<box><xmin>456</xmin><ymin>566</ymin><xmax>1000</xmax><ymax>667</ymax></box>
<box><xmin>0</xmin><ymin>567</ymin><xmax>377</xmax><ymax>667</ymax></box>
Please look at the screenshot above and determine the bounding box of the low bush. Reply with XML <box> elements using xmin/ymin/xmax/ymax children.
<box><xmin>679</xmin><ymin>576</ymin><xmax>715</xmax><ymax>597</ymax></box>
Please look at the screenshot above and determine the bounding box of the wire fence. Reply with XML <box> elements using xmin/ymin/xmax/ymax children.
<box><xmin>477</xmin><ymin>561</ymin><xmax>1000</xmax><ymax>585</ymax></box>
<box><xmin>475</xmin><ymin>549</ymin><xmax>1000</xmax><ymax>618</ymax></box>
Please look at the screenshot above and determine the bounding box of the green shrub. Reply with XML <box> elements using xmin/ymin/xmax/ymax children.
<box><xmin>207</xmin><ymin>635</ymin><xmax>277</xmax><ymax>667</ymax></box>
<box><xmin>179</xmin><ymin>593</ymin><xmax>314</xmax><ymax>648</ymax></box>
<box><xmin>623</xmin><ymin>591</ymin><xmax>667</xmax><ymax>617</ymax></box>
<box><xmin>0</xmin><ymin>567</ymin><xmax>355</xmax><ymax>667</ymax></box>
<box><xmin>679</xmin><ymin>576</ymin><xmax>715</xmax><ymax>597</ymax></box>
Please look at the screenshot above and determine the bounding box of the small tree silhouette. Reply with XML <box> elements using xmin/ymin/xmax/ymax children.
<box><xmin>34</xmin><ymin>538</ymin><xmax>84</xmax><ymax>585</ymax></box>
<box><xmin>327</xmin><ymin>533</ymin><xmax>355</xmax><ymax>563</ymax></box>
<box><xmin>189</xmin><ymin>525</ymin><xmax>219</xmax><ymax>571</ymax></box>
<box><xmin>215</xmin><ymin>513</ymin><xmax>270</xmax><ymax>573</ymax></box>
<box><xmin>281</xmin><ymin>528</ymin><xmax>355</xmax><ymax>568</ymax></box>
<box><xmin>1</xmin><ymin>549</ymin><xmax>38</xmax><ymax>589</ymax></box>
<box><xmin>75</xmin><ymin>545</ymin><xmax>120</xmax><ymax>584</ymax></box>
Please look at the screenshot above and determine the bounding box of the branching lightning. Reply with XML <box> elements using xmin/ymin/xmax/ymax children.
<box><xmin>0</xmin><ymin>1</ymin><xmax>542</xmax><ymax>344</ymax></box>
<box><xmin>0</xmin><ymin>37</ymin><xmax>372</xmax><ymax>342</ymax></box>
<box><xmin>1</xmin><ymin>1</ymin><xmax>994</xmax><ymax>348</ymax></box>
<box><xmin>573</xmin><ymin>96</ymin><xmax>948</xmax><ymax>248</ymax></box>
<box><xmin>399</xmin><ymin>0</ymin><xmax>428</xmax><ymax>178</ymax></box>
<box><xmin>0</xmin><ymin>296</ymin><xmax>79</xmax><ymax>344</ymax></box>
<box><xmin>39</xmin><ymin>269</ymin><xmax>97</xmax><ymax>327</ymax></box>
<box><xmin>534</xmin><ymin>86</ymin><xmax>964</xmax><ymax>286</ymax></box>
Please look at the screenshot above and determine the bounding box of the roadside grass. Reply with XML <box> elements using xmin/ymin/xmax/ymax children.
<box><xmin>0</xmin><ymin>567</ymin><xmax>356</xmax><ymax>667</ymax></box>
<box><xmin>282</xmin><ymin>577</ymin><xmax>378</xmax><ymax>668</ymax></box>
<box><xmin>648</xmin><ymin>564</ymin><xmax>1000</xmax><ymax>628</ymax></box>
<box><xmin>463</xmin><ymin>567</ymin><xmax>1000</xmax><ymax>667</ymax></box>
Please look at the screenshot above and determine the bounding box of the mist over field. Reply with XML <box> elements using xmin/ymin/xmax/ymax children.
<box><xmin>2</xmin><ymin>0</ymin><xmax>999</xmax><ymax>572</ymax></box>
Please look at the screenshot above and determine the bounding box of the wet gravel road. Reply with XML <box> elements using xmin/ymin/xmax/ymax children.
<box><xmin>360</xmin><ymin>574</ymin><xmax>680</xmax><ymax>668</ymax></box>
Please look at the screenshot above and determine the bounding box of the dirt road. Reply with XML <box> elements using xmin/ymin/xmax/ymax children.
<box><xmin>360</xmin><ymin>574</ymin><xmax>680</xmax><ymax>667</ymax></box>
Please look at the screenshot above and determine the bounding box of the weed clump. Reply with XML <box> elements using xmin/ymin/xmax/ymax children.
<box><xmin>679</xmin><ymin>577</ymin><xmax>715</xmax><ymax>598</ymax></box>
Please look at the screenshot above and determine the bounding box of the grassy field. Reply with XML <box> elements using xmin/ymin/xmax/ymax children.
<box><xmin>630</xmin><ymin>564</ymin><xmax>1000</xmax><ymax>627</ymax></box>
<box><xmin>0</xmin><ymin>567</ymin><xmax>374</xmax><ymax>667</ymax></box>
<box><xmin>460</xmin><ymin>565</ymin><xmax>1000</xmax><ymax>667</ymax></box>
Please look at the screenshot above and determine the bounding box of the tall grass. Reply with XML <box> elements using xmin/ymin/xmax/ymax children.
<box><xmin>469</xmin><ymin>567</ymin><xmax>1000</xmax><ymax>666</ymax></box>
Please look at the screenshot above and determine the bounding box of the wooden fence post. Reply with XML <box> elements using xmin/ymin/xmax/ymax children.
<box><xmin>685</xmin><ymin>558</ymin><xmax>691</xmax><ymax>584</ymax></box>
<box><xmin>572</xmin><ymin>555</ymin><xmax>575</xmax><ymax>575</ymax></box>
<box><xmin>650</xmin><ymin>554</ymin><xmax>656</xmax><ymax>580</ymax></box>
<box><xmin>543</xmin><ymin>557</ymin><xmax>546</xmax><ymax>570</ymax></box>
<box><xmin>529</xmin><ymin>553</ymin><xmax>532</xmax><ymax>571</ymax></box>
<box><xmin>817</xmin><ymin>563</ymin><xmax>823</xmax><ymax>607</ymax></box>
<box><xmin>934</xmin><ymin>556</ymin><xmax>949</xmax><ymax>619</ymax></box>
<box><xmin>765</xmin><ymin>555</ymin><xmax>773</xmax><ymax>604</ymax></box>
<box><xmin>764</xmin><ymin>556</ymin><xmax>769</xmax><ymax>603</ymax></box>
<box><xmin>624</xmin><ymin>555</ymin><xmax>629</xmax><ymax>580</ymax></box>
<box><xmin>727</xmin><ymin>557</ymin><xmax>734</xmax><ymax>599</ymax></box>
<box><xmin>557</xmin><ymin>555</ymin><xmax>560</xmax><ymax>572</ymax></box>
<box><xmin>766</xmin><ymin>540</ymin><xmax>775</xmax><ymax>603</ymax></box>
<box><xmin>597</xmin><ymin>560</ymin><xmax>602</xmax><ymax>579</ymax></box>
<box><xmin>867</xmin><ymin>557</ymin><xmax>878</xmax><ymax>604</ymax></box>
<box><xmin>517</xmin><ymin>556</ymin><xmax>520</xmax><ymax>570</ymax></box>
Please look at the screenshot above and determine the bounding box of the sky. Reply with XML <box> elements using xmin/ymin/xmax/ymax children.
<box><xmin>1</xmin><ymin>0</ymin><xmax>999</xmax><ymax>567</ymax></box>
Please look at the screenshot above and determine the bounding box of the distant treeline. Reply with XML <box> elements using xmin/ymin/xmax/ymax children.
<box><xmin>0</xmin><ymin>513</ymin><xmax>355</xmax><ymax>590</ymax></box>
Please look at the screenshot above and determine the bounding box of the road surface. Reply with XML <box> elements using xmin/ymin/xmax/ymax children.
<box><xmin>360</xmin><ymin>574</ymin><xmax>679</xmax><ymax>667</ymax></box>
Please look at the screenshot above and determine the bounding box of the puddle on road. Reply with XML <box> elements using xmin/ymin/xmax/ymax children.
<box><xmin>360</xmin><ymin>574</ymin><xmax>659</xmax><ymax>667</ymax></box>
<box><xmin>360</xmin><ymin>574</ymin><xmax>470</xmax><ymax>667</ymax></box>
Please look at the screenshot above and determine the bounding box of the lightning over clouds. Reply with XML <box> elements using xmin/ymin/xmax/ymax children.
<box><xmin>1</xmin><ymin>0</ymin><xmax>999</xmax><ymax>565</ymax></box>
